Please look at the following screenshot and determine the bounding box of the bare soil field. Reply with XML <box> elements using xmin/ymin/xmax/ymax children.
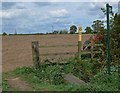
<box><xmin>2</xmin><ymin>34</ymin><xmax>92</xmax><ymax>72</ymax></box>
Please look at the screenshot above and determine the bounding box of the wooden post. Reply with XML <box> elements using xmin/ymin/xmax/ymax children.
<box><xmin>91</xmin><ymin>37</ymin><xmax>94</xmax><ymax>61</ymax></box>
<box><xmin>32</xmin><ymin>41</ymin><xmax>40</xmax><ymax>68</ymax></box>
<box><xmin>78</xmin><ymin>27</ymin><xmax>82</xmax><ymax>60</ymax></box>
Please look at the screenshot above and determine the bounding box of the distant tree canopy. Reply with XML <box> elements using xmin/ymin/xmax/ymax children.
<box><xmin>70</xmin><ymin>25</ymin><xmax>77</xmax><ymax>34</ymax></box>
<box><xmin>59</xmin><ymin>29</ymin><xmax>68</xmax><ymax>34</ymax></box>
<box><xmin>85</xmin><ymin>27</ymin><xmax>93</xmax><ymax>34</ymax></box>
<box><xmin>91</xmin><ymin>20</ymin><xmax>104</xmax><ymax>33</ymax></box>
<box><xmin>47</xmin><ymin>29</ymin><xmax>68</xmax><ymax>34</ymax></box>
<box><xmin>52</xmin><ymin>30</ymin><xmax>59</xmax><ymax>34</ymax></box>
<box><xmin>2</xmin><ymin>32</ymin><xmax>7</xmax><ymax>35</ymax></box>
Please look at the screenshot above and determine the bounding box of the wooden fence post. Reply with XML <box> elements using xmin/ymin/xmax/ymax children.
<box><xmin>32</xmin><ymin>41</ymin><xmax>40</xmax><ymax>68</ymax></box>
<box><xmin>78</xmin><ymin>27</ymin><xmax>82</xmax><ymax>60</ymax></box>
<box><xmin>91</xmin><ymin>37</ymin><xmax>94</xmax><ymax>61</ymax></box>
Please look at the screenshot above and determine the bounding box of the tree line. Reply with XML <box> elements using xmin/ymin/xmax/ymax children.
<box><xmin>1</xmin><ymin>20</ymin><xmax>107</xmax><ymax>35</ymax></box>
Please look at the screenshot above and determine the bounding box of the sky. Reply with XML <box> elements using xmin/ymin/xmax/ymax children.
<box><xmin>0</xmin><ymin>0</ymin><xmax>120</xmax><ymax>34</ymax></box>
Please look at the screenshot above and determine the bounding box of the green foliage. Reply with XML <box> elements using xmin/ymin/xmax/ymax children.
<box><xmin>59</xmin><ymin>29</ymin><xmax>68</xmax><ymax>34</ymax></box>
<box><xmin>89</xmin><ymin>66</ymin><xmax>119</xmax><ymax>91</ymax></box>
<box><xmin>111</xmin><ymin>14</ymin><xmax>120</xmax><ymax>64</ymax></box>
<box><xmin>69</xmin><ymin>25</ymin><xmax>77</xmax><ymax>34</ymax></box>
<box><xmin>52</xmin><ymin>30</ymin><xmax>59</xmax><ymax>34</ymax></box>
<box><xmin>91</xmin><ymin>20</ymin><xmax>104</xmax><ymax>33</ymax></box>
<box><xmin>2</xmin><ymin>80</ymin><xmax>11</xmax><ymax>91</ymax></box>
<box><xmin>1</xmin><ymin>56</ymin><xmax>115</xmax><ymax>91</ymax></box>
<box><xmin>48</xmin><ymin>29</ymin><xmax>68</xmax><ymax>34</ymax></box>
<box><xmin>100</xmin><ymin>5</ymin><xmax>120</xmax><ymax>65</ymax></box>
<box><xmin>101</xmin><ymin>7</ymin><xmax>114</xmax><ymax>16</ymax></box>
<box><xmin>85</xmin><ymin>26</ymin><xmax>93</xmax><ymax>34</ymax></box>
<box><xmin>15</xmin><ymin>65</ymin><xmax>65</xmax><ymax>85</ymax></box>
<box><xmin>13</xmin><ymin>62</ymin><xmax>119</xmax><ymax>91</ymax></box>
<box><xmin>88</xmin><ymin>5</ymin><xmax>120</xmax><ymax>67</ymax></box>
<box><xmin>14</xmin><ymin>58</ymin><xmax>113</xmax><ymax>84</ymax></box>
<box><xmin>14</xmin><ymin>58</ymin><xmax>80</xmax><ymax>85</ymax></box>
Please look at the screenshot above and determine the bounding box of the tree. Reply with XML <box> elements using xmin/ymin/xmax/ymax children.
<box><xmin>2</xmin><ymin>32</ymin><xmax>7</xmax><ymax>35</ymax></box>
<box><xmin>59</xmin><ymin>29</ymin><xmax>68</xmax><ymax>34</ymax></box>
<box><xmin>101</xmin><ymin>7</ymin><xmax>114</xmax><ymax>16</ymax></box>
<box><xmin>110</xmin><ymin>14</ymin><xmax>120</xmax><ymax>63</ymax></box>
<box><xmin>70</xmin><ymin>25</ymin><xmax>77</xmax><ymax>34</ymax></box>
<box><xmin>101</xmin><ymin>5</ymin><xmax>120</xmax><ymax>64</ymax></box>
<box><xmin>101</xmin><ymin>7</ymin><xmax>114</xmax><ymax>28</ymax></box>
<box><xmin>85</xmin><ymin>27</ymin><xmax>93</xmax><ymax>34</ymax></box>
<box><xmin>52</xmin><ymin>30</ymin><xmax>59</xmax><ymax>34</ymax></box>
<box><xmin>91</xmin><ymin>20</ymin><xmax>104</xmax><ymax>33</ymax></box>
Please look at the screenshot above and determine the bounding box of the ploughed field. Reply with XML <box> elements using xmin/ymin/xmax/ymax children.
<box><xmin>2</xmin><ymin>34</ymin><xmax>91</xmax><ymax>72</ymax></box>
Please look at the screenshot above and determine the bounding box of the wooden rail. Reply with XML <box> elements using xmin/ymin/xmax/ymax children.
<box><xmin>39</xmin><ymin>44</ymin><xmax>103</xmax><ymax>48</ymax></box>
<box><xmin>31</xmin><ymin>41</ymin><xmax>103</xmax><ymax>67</ymax></box>
<box><xmin>40</xmin><ymin>52</ymin><xmax>76</xmax><ymax>56</ymax></box>
<box><xmin>39</xmin><ymin>44</ymin><xmax>77</xmax><ymax>48</ymax></box>
<box><xmin>40</xmin><ymin>51</ymin><xmax>101</xmax><ymax>56</ymax></box>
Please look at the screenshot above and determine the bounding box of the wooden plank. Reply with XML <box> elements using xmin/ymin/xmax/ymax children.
<box><xmin>64</xmin><ymin>74</ymin><xmax>85</xmax><ymax>85</ymax></box>
<box><xmin>40</xmin><ymin>52</ymin><xmax>77</xmax><ymax>56</ymax></box>
<box><xmin>83</xmin><ymin>43</ymin><xmax>91</xmax><ymax>50</ymax></box>
<box><xmin>81</xmin><ymin>51</ymin><xmax>101</xmax><ymax>55</ymax></box>
<box><xmin>39</xmin><ymin>43</ymin><xmax>102</xmax><ymax>48</ymax></box>
<box><xmin>94</xmin><ymin>44</ymin><xmax>103</xmax><ymax>46</ymax></box>
<box><xmin>78</xmin><ymin>41</ymin><xmax>82</xmax><ymax>60</ymax></box>
<box><xmin>82</xmin><ymin>43</ymin><xmax>103</xmax><ymax>47</ymax></box>
<box><xmin>91</xmin><ymin>41</ymin><xmax>94</xmax><ymax>60</ymax></box>
<box><xmin>32</xmin><ymin>41</ymin><xmax>40</xmax><ymax>68</ymax></box>
<box><xmin>40</xmin><ymin>51</ymin><xmax>101</xmax><ymax>56</ymax></box>
<box><xmin>39</xmin><ymin>44</ymin><xmax>77</xmax><ymax>48</ymax></box>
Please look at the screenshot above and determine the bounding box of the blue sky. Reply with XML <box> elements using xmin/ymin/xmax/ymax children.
<box><xmin>0</xmin><ymin>1</ymin><xmax>119</xmax><ymax>34</ymax></box>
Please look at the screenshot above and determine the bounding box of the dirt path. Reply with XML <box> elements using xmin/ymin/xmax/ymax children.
<box><xmin>6</xmin><ymin>77</ymin><xmax>32</xmax><ymax>91</ymax></box>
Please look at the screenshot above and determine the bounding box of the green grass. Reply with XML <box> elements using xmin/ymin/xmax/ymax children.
<box><xmin>2</xmin><ymin>71</ymin><xmax>21</xmax><ymax>91</ymax></box>
<box><xmin>2</xmin><ymin>58</ymin><xmax>119</xmax><ymax>91</ymax></box>
<box><xmin>2</xmin><ymin>79</ymin><xmax>11</xmax><ymax>91</ymax></box>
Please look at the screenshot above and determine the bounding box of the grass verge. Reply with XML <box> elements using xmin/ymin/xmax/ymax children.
<box><xmin>2</xmin><ymin>58</ymin><xmax>119</xmax><ymax>91</ymax></box>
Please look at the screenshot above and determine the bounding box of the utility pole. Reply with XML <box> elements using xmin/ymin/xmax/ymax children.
<box><xmin>106</xmin><ymin>3</ymin><xmax>112</xmax><ymax>75</ymax></box>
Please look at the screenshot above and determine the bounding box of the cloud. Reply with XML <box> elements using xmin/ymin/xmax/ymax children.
<box><xmin>2</xmin><ymin>2</ymin><xmax>52</xmax><ymax>10</ymax></box>
<box><xmin>89</xmin><ymin>2</ymin><xmax>105</xmax><ymax>11</ymax></box>
<box><xmin>77</xmin><ymin>2</ymin><xmax>118</xmax><ymax>21</ymax></box>
<box><xmin>2</xmin><ymin>0</ymin><xmax>120</xmax><ymax>2</ymax></box>
<box><xmin>2</xmin><ymin>2</ymin><xmax>119</xmax><ymax>34</ymax></box>
<box><xmin>2</xmin><ymin>7</ymin><xmax>52</xmax><ymax>33</ymax></box>
<box><xmin>11</xmin><ymin>3</ymin><xmax>28</xmax><ymax>9</ymax></box>
<box><xmin>0</xmin><ymin>9</ymin><xmax>24</xmax><ymax>18</ymax></box>
<box><xmin>0</xmin><ymin>11</ymin><xmax>13</xmax><ymax>18</ymax></box>
<box><xmin>50</xmin><ymin>9</ymin><xmax>69</xmax><ymax>18</ymax></box>
<box><xmin>2</xmin><ymin>2</ymin><xmax>16</xmax><ymax>10</ymax></box>
<box><xmin>1</xmin><ymin>2</ymin><xmax>52</xmax><ymax>18</ymax></box>
<box><xmin>34</xmin><ymin>2</ymin><xmax>51</xmax><ymax>7</ymax></box>
<box><xmin>88</xmin><ymin>2</ymin><xmax>118</xmax><ymax>17</ymax></box>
